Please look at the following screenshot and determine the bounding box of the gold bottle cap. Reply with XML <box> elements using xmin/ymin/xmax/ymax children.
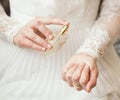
<box><xmin>60</xmin><ymin>23</ymin><xmax>69</xmax><ymax>35</ymax></box>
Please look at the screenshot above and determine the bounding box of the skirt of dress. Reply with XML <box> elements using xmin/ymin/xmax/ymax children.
<box><xmin>0</xmin><ymin>19</ymin><xmax>120</xmax><ymax>100</ymax></box>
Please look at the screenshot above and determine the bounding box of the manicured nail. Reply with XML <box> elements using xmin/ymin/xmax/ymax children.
<box><xmin>63</xmin><ymin>21</ymin><xmax>69</xmax><ymax>25</ymax></box>
<box><xmin>65</xmin><ymin>21</ymin><xmax>69</xmax><ymax>25</ymax></box>
<box><xmin>47</xmin><ymin>44</ymin><xmax>52</xmax><ymax>49</ymax></box>
<box><xmin>42</xmin><ymin>47</ymin><xmax>46</xmax><ymax>51</ymax></box>
<box><xmin>48</xmin><ymin>34</ymin><xmax>54</xmax><ymax>40</ymax></box>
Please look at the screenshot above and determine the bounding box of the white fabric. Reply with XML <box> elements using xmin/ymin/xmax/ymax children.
<box><xmin>76</xmin><ymin>0</ymin><xmax>120</xmax><ymax>59</ymax></box>
<box><xmin>0</xmin><ymin>0</ymin><xmax>120</xmax><ymax>100</ymax></box>
<box><xmin>0</xmin><ymin>4</ymin><xmax>24</xmax><ymax>43</ymax></box>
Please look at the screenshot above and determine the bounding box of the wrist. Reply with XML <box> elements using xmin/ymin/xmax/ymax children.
<box><xmin>7</xmin><ymin>23</ymin><xmax>24</xmax><ymax>44</ymax></box>
<box><xmin>76</xmin><ymin>48</ymin><xmax>98</xmax><ymax>60</ymax></box>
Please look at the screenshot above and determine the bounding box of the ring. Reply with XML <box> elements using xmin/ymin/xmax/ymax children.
<box><xmin>73</xmin><ymin>83</ymin><xmax>81</xmax><ymax>89</ymax></box>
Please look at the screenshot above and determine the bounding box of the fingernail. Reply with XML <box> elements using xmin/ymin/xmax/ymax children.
<box><xmin>42</xmin><ymin>47</ymin><xmax>46</xmax><ymax>51</ymax></box>
<box><xmin>47</xmin><ymin>44</ymin><xmax>52</xmax><ymax>49</ymax></box>
<box><xmin>48</xmin><ymin>34</ymin><xmax>54</xmax><ymax>40</ymax></box>
<box><xmin>64</xmin><ymin>21</ymin><xmax>69</xmax><ymax>25</ymax></box>
<box><xmin>65</xmin><ymin>21</ymin><xmax>69</xmax><ymax>24</ymax></box>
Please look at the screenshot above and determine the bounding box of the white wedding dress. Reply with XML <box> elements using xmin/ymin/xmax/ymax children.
<box><xmin>0</xmin><ymin>0</ymin><xmax>120</xmax><ymax>100</ymax></box>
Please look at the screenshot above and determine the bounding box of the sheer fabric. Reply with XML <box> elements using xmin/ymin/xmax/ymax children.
<box><xmin>0</xmin><ymin>4</ymin><xmax>23</xmax><ymax>43</ymax></box>
<box><xmin>76</xmin><ymin>0</ymin><xmax>120</xmax><ymax>59</ymax></box>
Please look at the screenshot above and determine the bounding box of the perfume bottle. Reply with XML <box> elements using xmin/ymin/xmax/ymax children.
<box><xmin>43</xmin><ymin>23</ymin><xmax>69</xmax><ymax>55</ymax></box>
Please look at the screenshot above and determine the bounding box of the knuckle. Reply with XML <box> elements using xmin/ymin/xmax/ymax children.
<box><xmin>66</xmin><ymin>74</ymin><xmax>72</xmax><ymax>80</ymax></box>
<box><xmin>31</xmin><ymin>35</ymin><xmax>37</xmax><ymax>40</ymax></box>
<box><xmin>72</xmin><ymin>76</ymin><xmax>79</xmax><ymax>82</ymax></box>
<box><xmin>33</xmin><ymin>21</ymin><xmax>40</xmax><ymax>27</ymax></box>
<box><xmin>80</xmin><ymin>80</ymin><xmax>87</xmax><ymax>86</ymax></box>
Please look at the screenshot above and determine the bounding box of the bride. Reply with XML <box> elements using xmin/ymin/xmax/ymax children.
<box><xmin>0</xmin><ymin>0</ymin><xmax>120</xmax><ymax>100</ymax></box>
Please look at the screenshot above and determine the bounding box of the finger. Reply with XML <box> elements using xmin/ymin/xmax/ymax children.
<box><xmin>33</xmin><ymin>21</ymin><xmax>54</xmax><ymax>40</ymax></box>
<box><xmin>73</xmin><ymin>83</ymin><xmax>83</xmax><ymax>91</ymax></box>
<box><xmin>79</xmin><ymin>65</ymin><xmax>90</xmax><ymax>89</ymax></box>
<box><xmin>86</xmin><ymin>68</ymin><xmax>98</xmax><ymax>92</ymax></box>
<box><xmin>19</xmin><ymin>37</ymin><xmax>46</xmax><ymax>52</ymax></box>
<box><xmin>72</xmin><ymin>63</ymin><xmax>85</xmax><ymax>84</ymax></box>
<box><xmin>36</xmin><ymin>17</ymin><xmax>69</xmax><ymax>25</ymax></box>
<box><xmin>24</xmin><ymin>29</ymin><xmax>52</xmax><ymax>50</ymax></box>
<box><xmin>72</xmin><ymin>63</ymin><xmax>85</xmax><ymax>91</ymax></box>
<box><xmin>62</xmin><ymin>62</ymin><xmax>74</xmax><ymax>81</ymax></box>
<box><xmin>66</xmin><ymin>64</ymin><xmax>78</xmax><ymax>87</ymax></box>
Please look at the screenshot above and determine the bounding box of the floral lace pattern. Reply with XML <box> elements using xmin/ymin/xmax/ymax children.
<box><xmin>76</xmin><ymin>0</ymin><xmax>120</xmax><ymax>59</ymax></box>
<box><xmin>0</xmin><ymin>4</ymin><xmax>22</xmax><ymax>43</ymax></box>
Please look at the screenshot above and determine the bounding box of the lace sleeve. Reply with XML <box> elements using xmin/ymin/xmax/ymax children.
<box><xmin>0</xmin><ymin>4</ymin><xmax>23</xmax><ymax>43</ymax></box>
<box><xmin>76</xmin><ymin>0</ymin><xmax>120</xmax><ymax>59</ymax></box>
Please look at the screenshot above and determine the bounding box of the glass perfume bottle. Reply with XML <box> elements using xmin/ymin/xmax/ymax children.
<box><xmin>43</xmin><ymin>23</ymin><xmax>69</xmax><ymax>55</ymax></box>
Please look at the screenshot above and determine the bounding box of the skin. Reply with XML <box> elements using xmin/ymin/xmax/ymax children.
<box><xmin>13</xmin><ymin>17</ymin><xmax>68</xmax><ymax>52</ymax></box>
<box><xmin>62</xmin><ymin>53</ymin><xmax>99</xmax><ymax>92</ymax></box>
<box><xmin>13</xmin><ymin>16</ymin><xmax>99</xmax><ymax>93</ymax></box>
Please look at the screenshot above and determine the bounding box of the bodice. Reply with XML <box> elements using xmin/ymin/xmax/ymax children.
<box><xmin>9</xmin><ymin>0</ymin><xmax>101</xmax><ymax>23</ymax></box>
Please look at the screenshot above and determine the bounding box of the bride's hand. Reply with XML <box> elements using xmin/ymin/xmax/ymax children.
<box><xmin>62</xmin><ymin>53</ymin><xmax>98</xmax><ymax>92</ymax></box>
<box><xmin>13</xmin><ymin>17</ymin><xmax>68</xmax><ymax>52</ymax></box>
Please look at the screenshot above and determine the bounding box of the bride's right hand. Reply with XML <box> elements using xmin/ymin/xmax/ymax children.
<box><xmin>13</xmin><ymin>17</ymin><xmax>68</xmax><ymax>52</ymax></box>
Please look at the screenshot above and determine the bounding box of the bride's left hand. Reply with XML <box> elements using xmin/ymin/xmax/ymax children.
<box><xmin>62</xmin><ymin>53</ymin><xmax>99</xmax><ymax>92</ymax></box>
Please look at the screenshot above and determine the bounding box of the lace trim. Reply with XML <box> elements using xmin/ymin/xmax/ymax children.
<box><xmin>76</xmin><ymin>27</ymin><xmax>114</xmax><ymax>59</ymax></box>
<box><xmin>76</xmin><ymin>0</ymin><xmax>120</xmax><ymax>59</ymax></box>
